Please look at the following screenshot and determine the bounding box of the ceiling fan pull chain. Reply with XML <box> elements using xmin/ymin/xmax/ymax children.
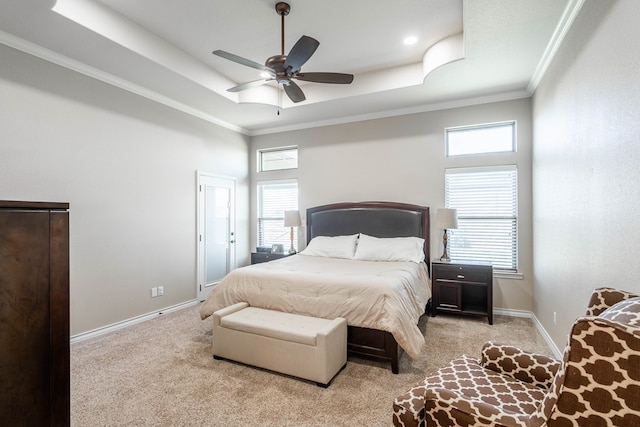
<box><xmin>277</xmin><ymin>87</ymin><xmax>282</xmax><ymax>115</ymax></box>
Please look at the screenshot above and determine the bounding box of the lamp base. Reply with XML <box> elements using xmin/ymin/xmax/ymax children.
<box><xmin>288</xmin><ymin>226</ymin><xmax>296</xmax><ymax>254</ymax></box>
<box><xmin>440</xmin><ymin>229</ymin><xmax>450</xmax><ymax>261</ymax></box>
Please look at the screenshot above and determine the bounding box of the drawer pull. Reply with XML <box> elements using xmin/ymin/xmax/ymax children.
<box><xmin>457</xmin><ymin>275</ymin><xmax>465</xmax><ymax>279</ymax></box>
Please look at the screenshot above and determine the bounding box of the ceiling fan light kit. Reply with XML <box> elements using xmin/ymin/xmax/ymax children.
<box><xmin>213</xmin><ymin>2</ymin><xmax>354</xmax><ymax>104</ymax></box>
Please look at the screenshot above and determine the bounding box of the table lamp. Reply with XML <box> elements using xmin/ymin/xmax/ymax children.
<box><xmin>284</xmin><ymin>210</ymin><xmax>301</xmax><ymax>254</ymax></box>
<box><xmin>435</xmin><ymin>208</ymin><xmax>458</xmax><ymax>261</ymax></box>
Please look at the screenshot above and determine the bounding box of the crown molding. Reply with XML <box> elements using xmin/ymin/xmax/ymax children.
<box><xmin>528</xmin><ymin>0</ymin><xmax>586</xmax><ymax>93</ymax></box>
<box><xmin>0</xmin><ymin>30</ymin><xmax>248</xmax><ymax>135</ymax></box>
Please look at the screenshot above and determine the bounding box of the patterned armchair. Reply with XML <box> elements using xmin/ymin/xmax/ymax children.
<box><xmin>392</xmin><ymin>287</ymin><xmax>640</xmax><ymax>427</ymax></box>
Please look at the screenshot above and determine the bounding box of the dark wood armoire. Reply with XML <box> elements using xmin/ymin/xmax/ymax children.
<box><xmin>0</xmin><ymin>201</ymin><xmax>70</xmax><ymax>426</ymax></box>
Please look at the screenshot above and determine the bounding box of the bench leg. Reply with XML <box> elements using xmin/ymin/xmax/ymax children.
<box><xmin>316</xmin><ymin>362</ymin><xmax>347</xmax><ymax>388</ymax></box>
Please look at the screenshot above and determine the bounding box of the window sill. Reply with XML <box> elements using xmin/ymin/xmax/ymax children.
<box><xmin>494</xmin><ymin>270</ymin><xmax>523</xmax><ymax>280</ymax></box>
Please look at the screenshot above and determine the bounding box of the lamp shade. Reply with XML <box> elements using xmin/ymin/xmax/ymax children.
<box><xmin>435</xmin><ymin>208</ymin><xmax>458</xmax><ymax>229</ymax></box>
<box><xmin>284</xmin><ymin>210</ymin><xmax>301</xmax><ymax>227</ymax></box>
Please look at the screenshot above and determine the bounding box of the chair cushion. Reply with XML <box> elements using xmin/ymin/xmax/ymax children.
<box><xmin>599</xmin><ymin>297</ymin><xmax>640</xmax><ymax>326</ymax></box>
<box><xmin>481</xmin><ymin>342</ymin><xmax>560</xmax><ymax>389</ymax></box>
<box><xmin>424</xmin><ymin>355</ymin><xmax>547</xmax><ymax>418</ymax></box>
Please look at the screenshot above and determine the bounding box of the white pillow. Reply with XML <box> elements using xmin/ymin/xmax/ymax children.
<box><xmin>354</xmin><ymin>234</ymin><xmax>425</xmax><ymax>263</ymax></box>
<box><xmin>299</xmin><ymin>234</ymin><xmax>358</xmax><ymax>259</ymax></box>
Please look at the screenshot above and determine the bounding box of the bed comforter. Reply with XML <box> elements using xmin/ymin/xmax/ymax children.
<box><xmin>199</xmin><ymin>254</ymin><xmax>431</xmax><ymax>359</ymax></box>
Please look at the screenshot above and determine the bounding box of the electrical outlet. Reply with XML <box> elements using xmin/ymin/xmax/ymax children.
<box><xmin>553</xmin><ymin>311</ymin><xmax>557</xmax><ymax>325</ymax></box>
<box><xmin>151</xmin><ymin>287</ymin><xmax>158</xmax><ymax>298</ymax></box>
<box><xmin>158</xmin><ymin>286</ymin><xmax>164</xmax><ymax>296</ymax></box>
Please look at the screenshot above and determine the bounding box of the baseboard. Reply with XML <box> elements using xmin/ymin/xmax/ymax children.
<box><xmin>530</xmin><ymin>313</ymin><xmax>563</xmax><ymax>359</ymax></box>
<box><xmin>70</xmin><ymin>299</ymin><xmax>199</xmax><ymax>344</ymax></box>
<box><xmin>493</xmin><ymin>307</ymin><xmax>532</xmax><ymax>318</ymax></box>
<box><xmin>71</xmin><ymin>301</ymin><xmax>564</xmax><ymax>359</ymax></box>
<box><xmin>495</xmin><ymin>307</ymin><xmax>562</xmax><ymax>359</ymax></box>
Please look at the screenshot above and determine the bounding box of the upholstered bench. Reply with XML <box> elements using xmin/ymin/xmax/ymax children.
<box><xmin>212</xmin><ymin>302</ymin><xmax>347</xmax><ymax>387</ymax></box>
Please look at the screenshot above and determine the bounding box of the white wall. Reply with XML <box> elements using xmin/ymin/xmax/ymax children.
<box><xmin>251</xmin><ymin>98</ymin><xmax>534</xmax><ymax>312</ymax></box>
<box><xmin>0</xmin><ymin>44</ymin><xmax>250</xmax><ymax>335</ymax></box>
<box><xmin>532</xmin><ymin>0</ymin><xmax>640</xmax><ymax>348</ymax></box>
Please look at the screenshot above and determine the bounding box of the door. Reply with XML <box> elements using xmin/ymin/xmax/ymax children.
<box><xmin>197</xmin><ymin>172</ymin><xmax>236</xmax><ymax>301</ymax></box>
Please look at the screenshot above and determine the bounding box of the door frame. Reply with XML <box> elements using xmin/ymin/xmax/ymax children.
<box><xmin>196</xmin><ymin>171</ymin><xmax>236</xmax><ymax>301</ymax></box>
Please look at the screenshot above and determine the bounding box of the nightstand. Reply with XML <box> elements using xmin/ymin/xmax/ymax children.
<box><xmin>250</xmin><ymin>252</ymin><xmax>291</xmax><ymax>264</ymax></box>
<box><xmin>431</xmin><ymin>259</ymin><xmax>493</xmax><ymax>324</ymax></box>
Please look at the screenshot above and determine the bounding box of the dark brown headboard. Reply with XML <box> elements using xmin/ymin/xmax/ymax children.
<box><xmin>306</xmin><ymin>201</ymin><xmax>430</xmax><ymax>265</ymax></box>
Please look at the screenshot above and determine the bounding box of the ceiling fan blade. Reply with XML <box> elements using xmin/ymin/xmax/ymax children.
<box><xmin>227</xmin><ymin>79</ymin><xmax>272</xmax><ymax>93</ymax></box>
<box><xmin>283</xmin><ymin>36</ymin><xmax>319</xmax><ymax>74</ymax></box>
<box><xmin>295</xmin><ymin>72</ymin><xmax>354</xmax><ymax>84</ymax></box>
<box><xmin>213</xmin><ymin>50</ymin><xmax>273</xmax><ymax>73</ymax></box>
<box><xmin>283</xmin><ymin>80</ymin><xmax>306</xmax><ymax>103</ymax></box>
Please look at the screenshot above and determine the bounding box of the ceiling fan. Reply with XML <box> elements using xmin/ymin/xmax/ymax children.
<box><xmin>212</xmin><ymin>2</ymin><xmax>354</xmax><ymax>103</ymax></box>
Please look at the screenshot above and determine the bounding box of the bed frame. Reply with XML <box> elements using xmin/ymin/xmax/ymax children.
<box><xmin>306</xmin><ymin>201</ymin><xmax>430</xmax><ymax>373</ymax></box>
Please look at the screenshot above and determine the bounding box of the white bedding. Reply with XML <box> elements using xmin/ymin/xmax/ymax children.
<box><xmin>199</xmin><ymin>254</ymin><xmax>431</xmax><ymax>359</ymax></box>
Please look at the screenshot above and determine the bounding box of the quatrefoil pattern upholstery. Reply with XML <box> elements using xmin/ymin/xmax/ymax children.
<box><xmin>392</xmin><ymin>287</ymin><xmax>640</xmax><ymax>427</ymax></box>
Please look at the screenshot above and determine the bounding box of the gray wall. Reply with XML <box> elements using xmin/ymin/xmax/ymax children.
<box><xmin>0</xmin><ymin>44</ymin><xmax>250</xmax><ymax>335</ymax></box>
<box><xmin>532</xmin><ymin>0</ymin><xmax>640</xmax><ymax>349</ymax></box>
<box><xmin>7</xmin><ymin>0</ymin><xmax>638</xmax><ymax>347</ymax></box>
<box><xmin>251</xmin><ymin>98</ymin><xmax>534</xmax><ymax>313</ymax></box>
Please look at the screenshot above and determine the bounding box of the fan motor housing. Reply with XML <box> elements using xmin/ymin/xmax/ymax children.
<box><xmin>265</xmin><ymin>54</ymin><xmax>293</xmax><ymax>82</ymax></box>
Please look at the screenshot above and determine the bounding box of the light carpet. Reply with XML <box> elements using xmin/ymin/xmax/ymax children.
<box><xmin>71</xmin><ymin>304</ymin><xmax>553</xmax><ymax>426</ymax></box>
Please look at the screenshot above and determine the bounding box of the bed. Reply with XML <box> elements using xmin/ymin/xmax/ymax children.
<box><xmin>199</xmin><ymin>201</ymin><xmax>431</xmax><ymax>373</ymax></box>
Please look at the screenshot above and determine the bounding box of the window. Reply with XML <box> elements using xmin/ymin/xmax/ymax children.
<box><xmin>445</xmin><ymin>165</ymin><xmax>518</xmax><ymax>271</ymax></box>
<box><xmin>446</xmin><ymin>122</ymin><xmax>515</xmax><ymax>156</ymax></box>
<box><xmin>259</xmin><ymin>146</ymin><xmax>298</xmax><ymax>172</ymax></box>
<box><xmin>257</xmin><ymin>180</ymin><xmax>299</xmax><ymax>250</ymax></box>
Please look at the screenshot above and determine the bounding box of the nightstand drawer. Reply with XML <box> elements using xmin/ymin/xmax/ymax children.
<box><xmin>433</xmin><ymin>264</ymin><xmax>490</xmax><ymax>283</ymax></box>
<box><xmin>251</xmin><ymin>252</ymin><xmax>290</xmax><ymax>264</ymax></box>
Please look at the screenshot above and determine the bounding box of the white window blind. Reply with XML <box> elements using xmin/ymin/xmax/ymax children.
<box><xmin>257</xmin><ymin>180</ymin><xmax>299</xmax><ymax>249</ymax></box>
<box><xmin>445</xmin><ymin>165</ymin><xmax>518</xmax><ymax>271</ymax></box>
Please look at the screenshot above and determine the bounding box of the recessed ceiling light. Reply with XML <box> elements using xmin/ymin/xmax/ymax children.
<box><xmin>403</xmin><ymin>36</ymin><xmax>418</xmax><ymax>45</ymax></box>
<box><xmin>260</xmin><ymin>71</ymin><xmax>272</xmax><ymax>79</ymax></box>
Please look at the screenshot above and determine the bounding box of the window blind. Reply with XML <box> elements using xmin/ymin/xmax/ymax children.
<box><xmin>445</xmin><ymin>165</ymin><xmax>518</xmax><ymax>271</ymax></box>
<box><xmin>257</xmin><ymin>180</ymin><xmax>299</xmax><ymax>249</ymax></box>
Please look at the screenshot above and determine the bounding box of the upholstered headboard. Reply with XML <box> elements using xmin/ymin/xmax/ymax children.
<box><xmin>306</xmin><ymin>201</ymin><xmax>430</xmax><ymax>265</ymax></box>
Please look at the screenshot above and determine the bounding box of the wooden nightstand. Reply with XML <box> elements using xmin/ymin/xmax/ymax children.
<box><xmin>250</xmin><ymin>252</ymin><xmax>292</xmax><ymax>264</ymax></box>
<box><xmin>431</xmin><ymin>259</ymin><xmax>493</xmax><ymax>324</ymax></box>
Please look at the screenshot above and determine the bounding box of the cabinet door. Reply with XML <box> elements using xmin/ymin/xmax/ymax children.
<box><xmin>0</xmin><ymin>210</ymin><xmax>51</xmax><ymax>425</ymax></box>
<box><xmin>436</xmin><ymin>282</ymin><xmax>462</xmax><ymax>311</ymax></box>
<box><xmin>0</xmin><ymin>208</ymin><xmax>69</xmax><ymax>425</ymax></box>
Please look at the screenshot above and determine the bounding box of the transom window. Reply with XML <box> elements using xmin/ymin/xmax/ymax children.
<box><xmin>258</xmin><ymin>146</ymin><xmax>298</xmax><ymax>172</ymax></box>
<box><xmin>446</xmin><ymin>122</ymin><xmax>515</xmax><ymax>157</ymax></box>
<box><xmin>445</xmin><ymin>165</ymin><xmax>518</xmax><ymax>272</ymax></box>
